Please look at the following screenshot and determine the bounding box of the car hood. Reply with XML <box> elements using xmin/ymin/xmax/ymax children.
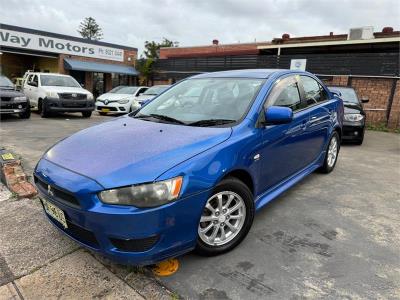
<box><xmin>136</xmin><ymin>94</ymin><xmax>156</xmax><ymax>102</ymax></box>
<box><xmin>344</xmin><ymin>103</ymin><xmax>362</xmax><ymax>114</ymax></box>
<box><xmin>44</xmin><ymin>116</ymin><xmax>232</xmax><ymax>188</ymax></box>
<box><xmin>42</xmin><ymin>86</ymin><xmax>91</xmax><ymax>94</ymax></box>
<box><xmin>0</xmin><ymin>88</ymin><xmax>25</xmax><ymax>97</ymax></box>
<box><xmin>97</xmin><ymin>93</ymin><xmax>134</xmax><ymax>101</ymax></box>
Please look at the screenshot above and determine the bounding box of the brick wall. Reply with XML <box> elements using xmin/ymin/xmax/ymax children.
<box><xmin>323</xmin><ymin>76</ymin><xmax>399</xmax><ymax>128</ymax></box>
<box><xmin>388</xmin><ymin>81</ymin><xmax>400</xmax><ymax>128</ymax></box>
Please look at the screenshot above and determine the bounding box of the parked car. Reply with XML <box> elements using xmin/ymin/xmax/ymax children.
<box><xmin>95</xmin><ymin>86</ymin><xmax>148</xmax><ymax>115</ymax></box>
<box><xmin>22</xmin><ymin>72</ymin><xmax>95</xmax><ymax>118</ymax></box>
<box><xmin>328</xmin><ymin>86</ymin><xmax>368</xmax><ymax>145</ymax></box>
<box><xmin>34</xmin><ymin>69</ymin><xmax>343</xmax><ymax>265</ymax></box>
<box><xmin>0</xmin><ymin>75</ymin><xmax>31</xmax><ymax>119</ymax></box>
<box><xmin>134</xmin><ymin>85</ymin><xmax>170</xmax><ymax>106</ymax></box>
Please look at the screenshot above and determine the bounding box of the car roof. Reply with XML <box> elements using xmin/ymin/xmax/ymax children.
<box><xmin>26</xmin><ymin>72</ymin><xmax>70</xmax><ymax>77</ymax></box>
<box><xmin>327</xmin><ymin>86</ymin><xmax>355</xmax><ymax>90</ymax></box>
<box><xmin>191</xmin><ymin>69</ymin><xmax>298</xmax><ymax>79</ymax></box>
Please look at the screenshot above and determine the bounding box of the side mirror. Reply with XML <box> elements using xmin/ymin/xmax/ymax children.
<box><xmin>331</xmin><ymin>91</ymin><xmax>342</xmax><ymax>98</ymax></box>
<box><xmin>264</xmin><ymin>106</ymin><xmax>293</xmax><ymax>125</ymax></box>
<box><xmin>361</xmin><ymin>97</ymin><xmax>369</xmax><ymax>103</ymax></box>
<box><xmin>30</xmin><ymin>81</ymin><xmax>38</xmax><ymax>87</ymax></box>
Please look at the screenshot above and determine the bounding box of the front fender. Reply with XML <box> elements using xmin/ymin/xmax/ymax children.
<box><xmin>157</xmin><ymin>120</ymin><xmax>262</xmax><ymax>199</ymax></box>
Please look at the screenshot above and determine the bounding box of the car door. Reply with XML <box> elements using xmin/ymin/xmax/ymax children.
<box><xmin>23</xmin><ymin>75</ymin><xmax>34</xmax><ymax>100</ymax></box>
<box><xmin>28</xmin><ymin>75</ymin><xmax>39</xmax><ymax>105</ymax></box>
<box><xmin>298</xmin><ymin>75</ymin><xmax>333</xmax><ymax>162</ymax></box>
<box><xmin>259</xmin><ymin>75</ymin><xmax>311</xmax><ymax>192</ymax></box>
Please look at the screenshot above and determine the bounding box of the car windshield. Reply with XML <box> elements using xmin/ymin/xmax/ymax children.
<box><xmin>135</xmin><ymin>78</ymin><xmax>264</xmax><ymax>125</ymax></box>
<box><xmin>41</xmin><ymin>75</ymin><xmax>81</xmax><ymax>87</ymax></box>
<box><xmin>143</xmin><ymin>86</ymin><xmax>169</xmax><ymax>95</ymax></box>
<box><xmin>109</xmin><ymin>86</ymin><xmax>138</xmax><ymax>94</ymax></box>
<box><xmin>0</xmin><ymin>76</ymin><xmax>14</xmax><ymax>88</ymax></box>
<box><xmin>331</xmin><ymin>88</ymin><xmax>359</xmax><ymax>104</ymax></box>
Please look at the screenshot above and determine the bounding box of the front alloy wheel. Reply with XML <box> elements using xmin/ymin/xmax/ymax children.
<box><xmin>195</xmin><ymin>177</ymin><xmax>254</xmax><ymax>256</ymax></box>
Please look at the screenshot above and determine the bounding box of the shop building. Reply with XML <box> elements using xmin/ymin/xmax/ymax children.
<box><xmin>154</xmin><ymin>27</ymin><xmax>400</xmax><ymax>128</ymax></box>
<box><xmin>0</xmin><ymin>23</ymin><xmax>138</xmax><ymax>97</ymax></box>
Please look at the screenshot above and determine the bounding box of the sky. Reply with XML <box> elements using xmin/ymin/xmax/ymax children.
<box><xmin>1</xmin><ymin>0</ymin><xmax>399</xmax><ymax>55</ymax></box>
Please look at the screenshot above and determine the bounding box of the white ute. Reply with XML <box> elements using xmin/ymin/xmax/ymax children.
<box><xmin>22</xmin><ymin>72</ymin><xmax>95</xmax><ymax>118</ymax></box>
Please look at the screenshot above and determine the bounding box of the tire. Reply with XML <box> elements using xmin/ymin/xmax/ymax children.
<box><xmin>195</xmin><ymin>177</ymin><xmax>255</xmax><ymax>256</ymax></box>
<box><xmin>19</xmin><ymin>105</ymin><xmax>31</xmax><ymax>119</ymax></box>
<box><xmin>40</xmin><ymin>100</ymin><xmax>50</xmax><ymax>118</ymax></box>
<box><xmin>82</xmin><ymin>111</ymin><xmax>92</xmax><ymax>118</ymax></box>
<box><xmin>320</xmin><ymin>131</ymin><xmax>340</xmax><ymax>173</ymax></box>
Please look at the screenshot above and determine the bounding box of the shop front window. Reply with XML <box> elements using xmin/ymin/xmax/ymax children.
<box><xmin>93</xmin><ymin>72</ymin><xmax>105</xmax><ymax>98</ymax></box>
<box><xmin>112</xmin><ymin>74</ymin><xmax>130</xmax><ymax>88</ymax></box>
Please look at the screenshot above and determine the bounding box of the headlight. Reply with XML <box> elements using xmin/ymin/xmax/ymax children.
<box><xmin>99</xmin><ymin>176</ymin><xmax>183</xmax><ymax>207</ymax></box>
<box><xmin>118</xmin><ymin>99</ymin><xmax>130</xmax><ymax>104</ymax></box>
<box><xmin>344</xmin><ymin>113</ymin><xmax>364</xmax><ymax>122</ymax></box>
<box><xmin>13</xmin><ymin>96</ymin><xmax>27</xmax><ymax>101</ymax></box>
<box><xmin>45</xmin><ymin>91</ymin><xmax>59</xmax><ymax>98</ymax></box>
<box><xmin>87</xmin><ymin>93</ymin><xmax>94</xmax><ymax>100</ymax></box>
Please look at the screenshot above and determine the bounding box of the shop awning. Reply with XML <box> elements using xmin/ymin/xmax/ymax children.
<box><xmin>64</xmin><ymin>58</ymin><xmax>139</xmax><ymax>75</ymax></box>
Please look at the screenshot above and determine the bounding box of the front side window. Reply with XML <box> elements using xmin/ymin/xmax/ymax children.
<box><xmin>301</xmin><ymin>76</ymin><xmax>329</xmax><ymax>106</ymax></box>
<box><xmin>265</xmin><ymin>76</ymin><xmax>303</xmax><ymax>111</ymax></box>
<box><xmin>30</xmin><ymin>75</ymin><xmax>38</xmax><ymax>86</ymax></box>
<box><xmin>136</xmin><ymin>78</ymin><xmax>264</xmax><ymax>125</ymax></box>
<box><xmin>40</xmin><ymin>75</ymin><xmax>80</xmax><ymax>88</ymax></box>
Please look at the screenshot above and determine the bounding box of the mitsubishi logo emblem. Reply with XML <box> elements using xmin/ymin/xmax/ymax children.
<box><xmin>47</xmin><ymin>185</ymin><xmax>54</xmax><ymax>197</ymax></box>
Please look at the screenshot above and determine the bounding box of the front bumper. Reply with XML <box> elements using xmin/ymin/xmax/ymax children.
<box><xmin>95</xmin><ymin>101</ymin><xmax>139</xmax><ymax>114</ymax></box>
<box><xmin>34</xmin><ymin>159</ymin><xmax>207</xmax><ymax>265</ymax></box>
<box><xmin>343</xmin><ymin>122</ymin><xmax>365</xmax><ymax>141</ymax></box>
<box><xmin>0</xmin><ymin>101</ymin><xmax>28</xmax><ymax>114</ymax></box>
<box><xmin>46</xmin><ymin>97</ymin><xmax>94</xmax><ymax>112</ymax></box>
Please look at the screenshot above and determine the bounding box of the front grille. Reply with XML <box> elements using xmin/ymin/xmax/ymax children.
<box><xmin>110</xmin><ymin>235</ymin><xmax>159</xmax><ymax>252</ymax></box>
<box><xmin>97</xmin><ymin>106</ymin><xmax>118</xmax><ymax>111</ymax></box>
<box><xmin>0</xmin><ymin>97</ymin><xmax>12</xmax><ymax>101</ymax></box>
<box><xmin>62</xmin><ymin>102</ymin><xmax>87</xmax><ymax>108</ymax></box>
<box><xmin>34</xmin><ymin>175</ymin><xmax>80</xmax><ymax>208</ymax></box>
<box><xmin>58</xmin><ymin>93</ymin><xmax>87</xmax><ymax>100</ymax></box>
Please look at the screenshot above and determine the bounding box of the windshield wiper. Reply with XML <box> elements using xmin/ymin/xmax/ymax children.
<box><xmin>189</xmin><ymin>119</ymin><xmax>236</xmax><ymax>127</ymax></box>
<box><xmin>133</xmin><ymin>113</ymin><xmax>186</xmax><ymax>125</ymax></box>
<box><xmin>149</xmin><ymin>114</ymin><xmax>186</xmax><ymax>125</ymax></box>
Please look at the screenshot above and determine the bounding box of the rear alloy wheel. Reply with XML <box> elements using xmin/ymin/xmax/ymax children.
<box><xmin>195</xmin><ymin>177</ymin><xmax>254</xmax><ymax>256</ymax></box>
<box><xmin>320</xmin><ymin>132</ymin><xmax>340</xmax><ymax>173</ymax></box>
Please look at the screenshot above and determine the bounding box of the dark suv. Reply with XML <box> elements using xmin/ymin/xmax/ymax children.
<box><xmin>0</xmin><ymin>75</ymin><xmax>30</xmax><ymax>119</ymax></box>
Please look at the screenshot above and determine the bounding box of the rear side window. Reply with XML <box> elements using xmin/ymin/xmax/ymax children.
<box><xmin>300</xmin><ymin>76</ymin><xmax>329</xmax><ymax>106</ymax></box>
<box><xmin>265</xmin><ymin>76</ymin><xmax>303</xmax><ymax>111</ymax></box>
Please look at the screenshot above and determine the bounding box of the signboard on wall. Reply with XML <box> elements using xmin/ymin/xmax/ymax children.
<box><xmin>0</xmin><ymin>29</ymin><xmax>124</xmax><ymax>62</ymax></box>
<box><xmin>290</xmin><ymin>59</ymin><xmax>307</xmax><ymax>71</ymax></box>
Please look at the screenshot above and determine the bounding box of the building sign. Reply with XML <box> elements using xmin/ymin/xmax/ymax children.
<box><xmin>290</xmin><ymin>59</ymin><xmax>307</xmax><ymax>71</ymax></box>
<box><xmin>0</xmin><ymin>29</ymin><xmax>124</xmax><ymax>62</ymax></box>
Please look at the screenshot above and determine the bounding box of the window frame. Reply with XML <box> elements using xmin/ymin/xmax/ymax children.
<box><xmin>297</xmin><ymin>75</ymin><xmax>331</xmax><ymax>109</ymax></box>
<box><xmin>262</xmin><ymin>74</ymin><xmax>303</xmax><ymax>112</ymax></box>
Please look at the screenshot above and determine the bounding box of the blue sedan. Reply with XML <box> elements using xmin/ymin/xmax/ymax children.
<box><xmin>34</xmin><ymin>69</ymin><xmax>344</xmax><ymax>265</ymax></box>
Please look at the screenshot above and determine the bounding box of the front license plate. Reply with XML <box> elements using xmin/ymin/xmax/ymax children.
<box><xmin>101</xmin><ymin>108</ymin><xmax>110</xmax><ymax>112</ymax></box>
<box><xmin>41</xmin><ymin>198</ymin><xmax>68</xmax><ymax>229</ymax></box>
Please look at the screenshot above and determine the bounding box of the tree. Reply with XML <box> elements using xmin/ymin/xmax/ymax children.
<box><xmin>78</xmin><ymin>17</ymin><xmax>103</xmax><ymax>40</ymax></box>
<box><xmin>139</xmin><ymin>38</ymin><xmax>178</xmax><ymax>84</ymax></box>
<box><xmin>143</xmin><ymin>38</ymin><xmax>176</xmax><ymax>59</ymax></box>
